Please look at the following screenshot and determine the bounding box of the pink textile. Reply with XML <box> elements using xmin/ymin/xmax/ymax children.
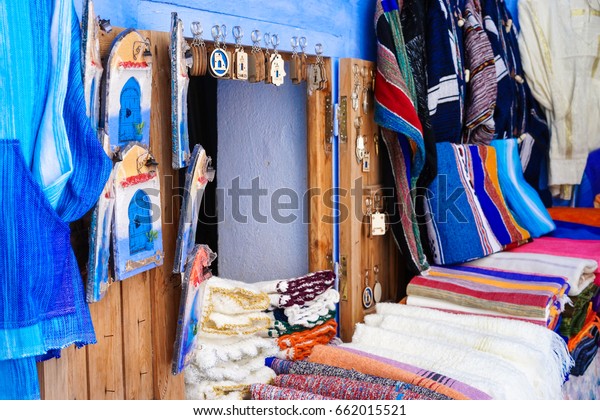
<box><xmin>510</xmin><ymin>237</ymin><xmax>600</xmax><ymax>285</ymax></box>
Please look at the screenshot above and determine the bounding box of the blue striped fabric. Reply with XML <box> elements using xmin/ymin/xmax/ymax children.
<box><xmin>0</xmin><ymin>1</ymin><xmax>110</xmax><ymax>399</ymax></box>
<box><xmin>491</xmin><ymin>139</ymin><xmax>555</xmax><ymax>237</ymax></box>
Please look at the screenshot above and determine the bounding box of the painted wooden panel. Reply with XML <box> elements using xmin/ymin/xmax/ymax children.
<box><xmin>338</xmin><ymin>58</ymin><xmax>403</xmax><ymax>342</ymax></box>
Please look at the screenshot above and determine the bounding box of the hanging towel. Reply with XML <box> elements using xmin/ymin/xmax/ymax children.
<box><xmin>375</xmin><ymin>0</ymin><xmax>429</xmax><ymax>274</ymax></box>
<box><xmin>491</xmin><ymin>138</ymin><xmax>555</xmax><ymax>237</ymax></box>
<box><xmin>463</xmin><ymin>252</ymin><xmax>597</xmax><ymax>297</ymax></box>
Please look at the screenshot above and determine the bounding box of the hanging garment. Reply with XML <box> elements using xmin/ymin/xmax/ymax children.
<box><xmin>491</xmin><ymin>138</ymin><xmax>555</xmax><ymax>237</ymax></box>
<box><xmin>269</xmin><ymin>359</ymin><xmax>450</xmax><ymax>399</ymax></box>
<box><xmin>426</xmin><ymin>0</ymin><xmax>467</xmax><ymax>143</ymax></box>
<box><xmin>462</xmin><ymin>0</ymin><xmax>497</xmax><ymax>144</ymax></box>
<box><xmin>518</xmin><ymin>0</ymin><xmax>600</xmax><ymax>191</ymax></box>
<box><xmin>375</xmin><ymin>0</ymin><xmax>430</xmax><ymax>274</ymax></box>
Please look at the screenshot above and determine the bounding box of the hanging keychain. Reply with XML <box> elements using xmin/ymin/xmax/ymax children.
<box><xmin>361</xmin><ymin>66</ymin><xmax>371</xmax><ymax>115</ymax></box>
<box><xmin>362</xmin><ymin>268</ymin><xmax>374</xmax><ymax>309</ymax></box>
<box><xmin>290</xmin><ymin>36</ymin><xmax>302</xmax><ymax>84</ymax></box>
<box><xmin>263</xmin><ymin>33</ymin><xmax>272</xmax><ymax>84</ymax></box>
<box><xmin>248</xmin><ymin>30</ymin><xmax>264</xmax><ymax>83</ymax></box>
<box><xmin>371</xmin><ymin>194</ymin><xmax>387</xmax><ymax>237</ymax></box>
<box><xmin>354</xmin><ymin>116</ymin><xmax>366</xmax><ymax>164</ymax></box>
<box><xmin>299</xmin><ymin>36</ymin><xmax>308</xmax><ymax>82</ymax></box>
<box><xmin>232</xmin><ymin>26</ymin><xmax>248</xmax><ymax>80</ymax></box>
<box><xmin>316</xmin><ymin>43</ymin><xmax>327</xmax><ymax>90</ymax></box>
<box><xmin>269</xmin><ymin>34</ymin><xmax>286</xmax><ymax>86</ymax></box>
<box><xmin>373</xmin><ymin>264</ymin><xmax>382</xmax><ymax>304</ymax></box>
<box><xmin>190</xmin><ymin>21</ymin><xmax>207</xmax><ymax>76</ymax></box>
<box><xmin>209</xmin><ymin>24</ymin><xmax>230</xmax><ymax>78</ymax></box>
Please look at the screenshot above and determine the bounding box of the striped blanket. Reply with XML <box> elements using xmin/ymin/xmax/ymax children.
<box><xmin>463</xmin><ymin>252</ymin><xmax>597</xmax><ymax>296</ymax></box>
<box><xmin>375</xmin><ymin>0</ymin><xmax>429</xmax><ymax>273</ymax></box>
<box><xmin>308</xmin><ymin>344</ymin><xmax>486</xmax><ymax>399</ymax></box>
<box><xmin>425</xmin><ymin>143</ymin><xmax>529</xmax><ymax>265</ymax></box>
<box><xmin>407</xmin><ymin>265</ymin><xmax>569</xmax><ymax>325</ymax></box>
<box><xmin>250</xmin><ymin>383</ymin><xmax>331</xmax><ymax>400</ymax></box>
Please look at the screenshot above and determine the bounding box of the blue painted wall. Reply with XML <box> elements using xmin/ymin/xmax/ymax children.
<box><xmin>88</xmin><ymin>0</ymin><xmax>375</xmax><ymax>279</ymax></box>
<box><xmin>83</xmin><ymin>0</ymin><xmax>376</xmax><ymax>59</ymax></box>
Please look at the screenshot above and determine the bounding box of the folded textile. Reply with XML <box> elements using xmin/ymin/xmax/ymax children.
<box><xmin>274</xmin><ymin>374</ymin><xmax>409</xmax><ymax>400</ymax></box>
<box><xmin>277</xmin><ymin>319</ymin><xmax>338</xmax><ymax>361</ymax></box>
<box><xmin>185</xmin><ymin>366</ymin><xmax>276</xmax><ymax>400</ymax></box>
<box><xmin>548</xmin><ymin>208</ymin><xmax>600</xmax><ymax>228</ymax></box>
<box><xmin>197</xmin><ymin>277</ymin><xmax>272</xmax><ymax>339</ymax></box>
<box><xmin>186</xmin><ymin>336</ymin><xmax>278</xmax><ymax>372</ymax></box>
<box><xmin>269</xmin><ymin>359</ymin><xmax>450</xmax><ymax>400</ymax></box>
<box><xmin>186</xmin><ymin>350</ymin><xmax>274</xmax><ymax>382</ymax></box>
<box><xmin>283</xmin><ymin>289</ymin><xmax>339</xmax><ymax>327</ymax></box>
<box><xmin>364</xmin><ymin>310</ymin><xmax>569</xmax><ymax>399</ymax></box>
<box><xmin>256</xmin><ymin>270</ymin><xmax>335</xmax><ymax>308</ymax></box>
<box><xmin>269</xmin><ymin>310</ymin><xmax>336</xmax><ymax>338</ymax></box>
<box><xmin>491</xmin><ymin>139</ymin><xmax>555</xmax><ymax>237</ymax></box>
<box><xmin>509</xmin><ymin>237</ymin><xmax>600</xmax><ymax>286</ymax></box>
<box><xmin>569</xmin><ymin>327</ymin><xmax>599</xmax><ymax>377</ymax></box>
<box><xmin>405</xmin><ymin>295</ymin><xmax>548</xmax><ymax>325</ymax></box>
<box><xmin>407</xmin><ymin>266</ymin><xmax>569</xmax><ymax>325</ymax></box>
<box><xmin>349</xmin><ymin>323</ymin><xmax>547</xmax><ymax>399</ymax></box>
<box><xmin>463</xmin><ymin>252</ymin><xmax>597</xmax><ymax>296</ymax></box>
<box><xmin>308</xmin><ymin>345</ymin><xmax>479</xmax><ymax>400</ymax></box>
<box><xmin>549</xmin><ymin>220</ymin><xmax>600</xmax><ymax>240</ymax></box>
<box><xmin>250</xmin><ymin>383</ymin><xmax>332</xmax><ymax>400</ymax></box>
<box><xmin>560</xmin><ymin>286</ymin><xmax>599</xmax><ymax>339</ymax></box>
<box><xmin>425</xmin><ymin>143</ymin><xmax>529</xmax><ymax>265</ymax></box>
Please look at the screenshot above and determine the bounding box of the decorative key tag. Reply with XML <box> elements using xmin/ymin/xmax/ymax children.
<box><xmin>248</xmin><ymin>30</ymin><xmax>263</xmax><ymax>83</ymax></box>
<box><xmin>307</xmin><ymin>63</ymin><xmax>320</xmax><ymax>96</ymax></box>
<box><xmin>362</xmin><ymin>66</ymin><xmax>370</xmax><ymax>115</ymax></box>
<box><xmin>373</xmin><ymin>265</ymin><xmax>382</xmax><ymax>303</ymax></box>
<box><xmin>231</xmin><ymin>26</ymin><xmax>248</xmax><ymax>80</ymax></box>
<box><xmin>354</xmin><ymin>116</ymin><xmax>365</xmax><ymax>163</ymax></box>
<box><xmin>373</xmin><ymin>132</ymin><xmax>380</xmax><ymax>155</ymax></box>
<box><xmin>352</xmin><ymin>64</ymin><xmax>360</xmax><ymax>111</ymax></box>
<box><xmin>315</xmin><ymin>43</ymin><xmax>327</xmax><ymax>90</ymax></box>
<box><xmin>290</xmin><ymin>36</ymin><xmax>301</xmax><ymax>84</ymax></box>
<box><xmin>269</xmin><ymin>35</ymin><xmax>286</xmax><ymax>86</ymax></box>
<box><xmin>362</xmin><ymin>269</ymin><xmax>373</xmax><ymax>309</ymax></box>
<box><xmin>209</xmin><ymin>25</ymin><xmax>230</xmax><ymax>78</ymax></box>
<box><xmin>371</xmin><ymin>211</ymin><xmax>386</xmax><ymax>236</ymax></box>
<box><xmin>362</xmin><ymin>151</ymin><xmax>371</xmax><ymax>173</ymax></box>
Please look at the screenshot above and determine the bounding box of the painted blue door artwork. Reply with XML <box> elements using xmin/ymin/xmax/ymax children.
<box><xmin>128</xmin><ymin>189</ymin><xmax>153</xmax><ymax>255</ymax></box>
<box><xmin>119</xmin><ymin>77</ymin><xmax>143</xmax><ymax>144</ymax></box>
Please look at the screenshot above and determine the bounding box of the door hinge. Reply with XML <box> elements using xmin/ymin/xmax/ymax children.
<box><xmin>339</xmin><ymin>254</ymin><xmax>348</xmax><ymax>301</ymax></box>
<box><xmin>338</xmin><ymin>96</ymin><xmax>347</xmax><ymax>144</ymax></box>
<box><xmin>325</xmin><ymin>94</ymin><xmax>333</xmax><ymax>153</ymax></box>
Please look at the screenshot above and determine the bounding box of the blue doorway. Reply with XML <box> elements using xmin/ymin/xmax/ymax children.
<box><xmin>128</xmin><ymin>189</ymin><xmax>153</xmax><ymax>255</ymax></box>
<box><xmin>119</xmin><ymin>77</ymin><xmax>143</xmax><ymax>144</ymax></box>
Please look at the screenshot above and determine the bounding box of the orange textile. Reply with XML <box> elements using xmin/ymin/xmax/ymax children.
<box><xmin>308</xmin><ymin>345</ymin><xmax>470</xmax><ymax>400</ymax></box>
<box><xmin>277</xmin><ymin>319</ymin><xmax>338</xmax><ymax>361</ymax></box>
<box><xmin>548</xmin><ymin>208</ymin><xmax>600</xmax><ymax>227</ymax></box>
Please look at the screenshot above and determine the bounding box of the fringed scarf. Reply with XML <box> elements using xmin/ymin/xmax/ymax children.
<box><xmin>375</xmin><ymin>0</ymin><xmax>429</xmax><ymax>274</ymax></box>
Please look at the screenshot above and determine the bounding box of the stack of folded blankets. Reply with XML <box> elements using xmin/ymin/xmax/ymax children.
<box><xmin>184</xmin><ymin>276</ymin><xmax>278</xmax><ymax>400</ymax></box>
<box><xmin>509</xmin><ymin>236</ymin><xmax>600</xmax><ymax>378</ymax></box>
<box><xmin>256</xmin><ymin>271</ymin><xmax>339</xmax><ymax>361</ymax></box>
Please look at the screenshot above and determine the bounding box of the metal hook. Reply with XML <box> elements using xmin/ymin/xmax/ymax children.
<box><xmin>315</xmin><ymin>43</ymin><xmax>323</xmax><ymax>56</ymax></box>
<box><xmin>251</xmin><ymin>29</ymin><xmax>262</xmax><ymax>44</ymax></box>
<box><xmin>263</xmin><ymin>32</ymin><xmax>271</xmax><ymax>49</ymax></box>
<box><xmin>233</xmin><ymin>26</ymin><xmax>243</xmax><ymax>42</ymax></box>
<box><xmin>191</xmin><ymin>21</ymin><xmax>203</xmax><ymax>37</ymax></box>
<box><xmin>211</xmin><ymin>25</ymin><xmax>221</xmax><ymax>42</ymax></box>
<box><xmin>291</xmin><ymin>36</ymin><xmax>298</xmax><ymax>49</ymax></box>
<box><xmin>220</xmin><ymin>24</ymin><xmax>227</xmax><ymax>43</ymax></box>
<box><xmin>299</xmin><ymin>36</ymin><xmax>307</xmax><ymax>52</ymax></box>
<box><xmin>271</xmin><ymin>34</ymin><xmax>279</xmax><ymax>49</ymax></box>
